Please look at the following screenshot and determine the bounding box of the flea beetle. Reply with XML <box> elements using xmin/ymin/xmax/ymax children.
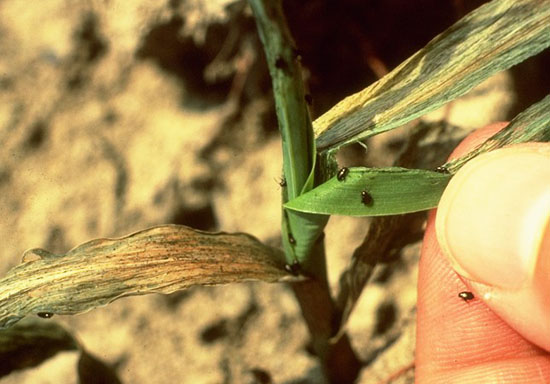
<box><xmin>361</xmin><ymin>190</ymin><xmax>373</xmax><ymax>206</ymax></box>
<box><xmin>458</xmin><ymin>291</ymin><xmax>474</xmax><ymax>302</ymax></box>
<box><xmin>337</xmin><ymin>167</ymin><xmax>349</xmax><ymax>181</ymax></box>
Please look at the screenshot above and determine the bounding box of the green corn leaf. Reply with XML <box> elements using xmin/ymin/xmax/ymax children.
<box><xmin>286</xmin><ymin>93</ymin><xmax>550</xmax><ymax>218</ymax></box>
<box><xmin>314</xmin><ymin>0</ymin><xmax>550</xmax><ymax>151</ymax></box>
<box><xmin>284</xmin><ymin>167</ymin><xmax>451</xmax><ymax>217</ymax></box>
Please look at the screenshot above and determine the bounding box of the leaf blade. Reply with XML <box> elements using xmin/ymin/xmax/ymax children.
<box><xmin>284</xmin><ymin>167</ymin><xmax>451</xmax><ymax>216</ymax></box>
<box><xmin>314</xmin><ymin>0</ymin><xmax>550</xmax><ymax>150</ymax></box>
<box><xmin>0</xmin><ymin>225</ymin><xmax>293</xmax><ymax>328</ymax></box>
<box><xmin>445</xmin><ymin>93</ymin><xmax>550</xmax><ymax>173</ymax></box>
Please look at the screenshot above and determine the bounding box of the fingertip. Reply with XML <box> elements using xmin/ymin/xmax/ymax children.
<box><xmin>417</xmin><ymin>207</ymin><xmax>550</xmax><ymax>382</ymax></box>
<box><xmin>436</xmin><ymin>143</ymin><xmax>550</xmax><ymax>350</ymax></box>
<box><xmin>436</xmin><ymin>144</ymin><xmax>550</xmax><ymax>289</ymax></box>
<box><xmin>417</xmin><ymin>122</ymin><xmax>550</xmax><ymax>382</ymax></box>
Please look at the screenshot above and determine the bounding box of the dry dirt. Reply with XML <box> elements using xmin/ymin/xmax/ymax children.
<box><xmin>1</xmin><ymin>1</ymin><xmax>546</xmax><ymax>383</ymax></box>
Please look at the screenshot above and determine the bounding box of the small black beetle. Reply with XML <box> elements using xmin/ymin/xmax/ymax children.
<box><xmin>434</xmin><ymin>166</ymin><xmax>450</xmax><ymax>174</ymax></box>
<box><xmin>284</xmin><ymin>261</ymin><xmax>301</xmax><ymax>276</ymax></box>
<box><xmin>458</xmin><ymin>291</ymin><xmax>474</xmax><ymax>302</ymax></box>
<box><xmin>288</xmin><ymin>233</ymin><xmax>296</xmax><ymax>245</ymax></box>
<box><xmin>337</xmin><ymin>167</ymin><xmax>349</xmax><ymax>181</ymax></box>
<box><xmin>361</xmin><ymin>190</ymin><xmax>373</xmax><ymax>206</ymax></box>
<box><xmin>275</xmin><ymin>56</ymin><xmax>289</xmax><ymax>72</ymax></box>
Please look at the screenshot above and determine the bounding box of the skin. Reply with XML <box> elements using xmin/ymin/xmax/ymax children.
<box><xmin>416</xmin><ymin>123</ymin><xmax>550</xmax><ymax>383</ymax></box>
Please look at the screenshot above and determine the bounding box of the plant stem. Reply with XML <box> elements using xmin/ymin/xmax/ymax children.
<box><xmin>292</xmin><ymin>240</ymin><xmax>362</xmax><ymax>384</ymax></box>
<box><xmin>246</xmin><ymin>0</ymin><xmax>321</xmax><ymax>274</ymax></box>
<box><xmin>247</xmin><ymin>0</ymin><xmax>361</xmax><ymax>382</ymax></box>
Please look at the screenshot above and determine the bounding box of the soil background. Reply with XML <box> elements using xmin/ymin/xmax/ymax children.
<box><xmin>1</xmin><ymin>1</ymin><xmax>548</xmax><ymax>383</ymax></box>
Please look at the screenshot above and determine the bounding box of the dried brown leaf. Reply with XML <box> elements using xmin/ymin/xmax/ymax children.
<box><xmin>0</xmin><ymin>225</ymin><xmax>292</xmax><ymax>328</ymax></box>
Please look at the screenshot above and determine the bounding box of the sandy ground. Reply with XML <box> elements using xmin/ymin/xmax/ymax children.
<box><xmin>1</xmin><ymin>0</ymin><xmax>542</xmax><ymax>383</ymax></box>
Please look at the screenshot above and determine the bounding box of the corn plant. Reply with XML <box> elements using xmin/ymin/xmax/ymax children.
<box><xmin>1</xmin><ymin>0</ymin><xmax>549</xmax><ymax>383</ymax></box>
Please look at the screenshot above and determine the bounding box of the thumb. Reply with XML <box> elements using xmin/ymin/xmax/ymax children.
<box><xmin>436</xmin><ymin>141</ymin><xmax>550</xmax><ymax>351</ymax></box>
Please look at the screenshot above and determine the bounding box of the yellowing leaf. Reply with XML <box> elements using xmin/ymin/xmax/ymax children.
<box><xmin>314</xmin><ymin>0</ymin><xmax>550</xmax><ymax>151</ymax></box>
<box><xmin>0</xmin><ymin>225</ymin><xmax>293</xmax><ymax>328</ymax></box>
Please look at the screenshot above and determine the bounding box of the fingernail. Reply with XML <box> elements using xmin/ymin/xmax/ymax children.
<box><xmin>436</xmin><ymin>144</ymin><xmax>550</xmax><ymax>289</ymax></box>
